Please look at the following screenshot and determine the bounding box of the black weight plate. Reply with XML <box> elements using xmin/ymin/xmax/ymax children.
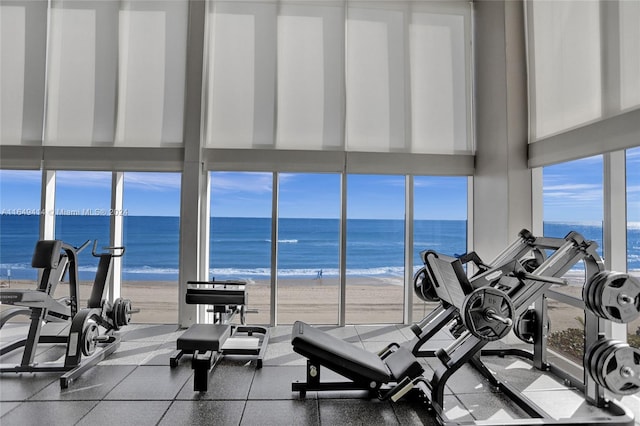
<box><xmin>586</xmin><ymin>339</ymin><xmax>612</xmax><ymax>384</ymax></box>
<box><xmin>112</xmin><ymin>298</ymin><xmax>123</xmax><ymax>330</ymax></box>
<box><xmin>596</xmin><ymin>272</ymin><xmax>627</xmax><ymax>322</ymax></box>
<box><xmin>585</xmin><ymin>271</ymin><xmax>607</xmax><ymax>318</ymax></box>
<box><xmin>122</xmin><ymin>299</ymin><xmax>132</xmax><ymax>325</ymax></box>
<box><xmin>413</xmin><ymin>267</ymin><xmax>439</xmax><ymax>302</ymax></box>
<box><xmin>514</xmin><ymin>309</ymin><xmax>536</xmax><ymax>344</ymax></box>
<box><xmin>595</xmin><ymin>341</ymin><xmax>626</xmax><ymax>387</ymax></box>
<box><xmin>462</xmin><ymin>287</ymin><xmax>514</xmax><ymax>342</ymax></box>
<box><xmin>599</xmin><ymin>273</ymin><xmax>640</xmax><ymax>323</ymax></box>
<box><xmin>588</xmin><ymin>271</ymin><xmax>609</xmax><ymax>319</ymax></box>
<box><xmin>601</xmin><ymin>344</ymin><xmax>640</xmax><ymax>395</ymax></box>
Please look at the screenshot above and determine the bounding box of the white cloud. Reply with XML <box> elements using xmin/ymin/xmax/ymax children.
<box><xmin>0</xmin><ymin>170</ymin><xmax>42</xmax><ymax>183</ymax></box>
<box><xmin>124</xmin><ymin>172</ymin><xmax>181</xmax><ymax>191</ymax></box>
<box><xmin>211</xmin><ymin>172</ymin><xmax>273</xmax><ymax>194</ymax></box>
<box><xmin>55</xmin><ymin>171</ymin><xmax>112</xmax><ymax>188</ymax></box>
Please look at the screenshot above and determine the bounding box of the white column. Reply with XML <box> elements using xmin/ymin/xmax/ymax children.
<box><xmin>270</xmin><ymin>173</ymin><xmax>279</xmax><ymax>326</ymax></box>
<box><xmin>178</xmin><ymin>0</ymin><xmax>206</xmax><ymax>327</ymax></box>
<box><xmin>473</xmin><ymin>0</ymin><xmax>531</xmax><ymax>258</ymax></box>
<box><xmin>404</xmin><ymin>175</ymin><xmax>414</xmax><ymax>324</ymax></box>
<box><xmin>40</xmin><ymin>169</ymin><xmax>56</xmax><ymax>239</ymax></box>
<box><xmin>110</xmin><ymin>171</ymin><xmax>124</xmax><ymax>301</ymax></box>
<box><xmin>603</xmin><ymin>151</ymin><xmax>628</xmax><ymax>341</ymax></box>
<box><xmin>339</xmin><ymin>173</ymin><xmax>347</xmax><ymax>326</ymax></box>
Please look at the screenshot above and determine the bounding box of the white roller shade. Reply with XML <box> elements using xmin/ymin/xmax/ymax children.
<box><xmin>410</xmin><ymin>11</ymin><xmax>468</xmax><ymax>154</ymax></box>
<box><xmin>0</xmin><ymin>1</ymin><xmax>47</xmax><ymax>146</ymax></box>
<box><xmin>115</xmin><ymin>1</ymin><xmax>187</xmax><ymax>147</ymax></box>
<box><xmin>529</xmin><ymin>0</ymin><xmax>602</xmax><ymax>140</ymax></box>
<box><xmin>276</xmin><ymin>3</ymin><xmax>344</xmax><ymax>150</ymax></box>
<box><xmin>620</xmin><ymin>0</ymin><xmax>640</xmax><ymax>111</ymax></box>
<box><xmin>346</xmin><ymin>6</ymin><xmax>405</xmax><ymax>152</ymax></box>
<box><xmin>205</xmin><ymin>1</ymin><xmax>276</xmax><ymax>148</ymax></box>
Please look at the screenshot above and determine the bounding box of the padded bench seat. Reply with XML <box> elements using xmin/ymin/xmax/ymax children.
<box><xmin>176</xmin><ymin>324</ymin><xmax>231</xmax><ymax>352</ymax></box>
<box><xmin>292</xmin><ymin>321</ymin><xmax>423</xmax><ymax>386</ymax></box>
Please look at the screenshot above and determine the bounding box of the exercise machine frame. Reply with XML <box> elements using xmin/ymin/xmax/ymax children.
<box><xmin>0</xmin><ymin>240</ymin><xmax>129</xmax><ymax>388</ymax></box>
<box><xmin>408</xmin><ymin>230</ymin><xmax>635</xmax><ymax>425</ymax></box>
<box><xmin>170</xmin><ymin>280</ymin><xmax>270</xmax><ymax>392</ymax></box>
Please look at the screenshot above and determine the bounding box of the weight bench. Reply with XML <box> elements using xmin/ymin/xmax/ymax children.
<box><xmin>170</xmin><ymin>281</ymin><xmax>269</xmax><ymax>392</ymax></box>
<box><xmin>291</xmin><ymin>321</ymin><xmax>426</xmax><ymax>401</ymax></box>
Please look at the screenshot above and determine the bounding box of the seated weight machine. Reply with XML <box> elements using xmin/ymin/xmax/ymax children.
<box><xmin>0</xmin><ymin>240</ymin><xmax>135</xmax><ymax>388</ymax></box>
<box><xmin>291</xmin><ymin>229</ymin><xmax>640</xmax><ymax>425</ymax></box>
<box><xmin>170</xmin><ymin>280</ymin><xmax>269</xmax><ymax>392</ymax></box>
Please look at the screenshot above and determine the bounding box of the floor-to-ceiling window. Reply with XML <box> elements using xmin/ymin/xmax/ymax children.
<box><xmin>346</xmin><ymin>174</ymin><xmax>405</xmax><ymax>324</ymax></box>
<box><xmin>54</xmin><ymin>171</ymin><xmax>111</xmax><ymax>305</ymax></box>
<box><xmin>626</xmin><ymin>147</ymin><xmax>640</xmax><ymax>348</ymax></box>
<box><xmin>210</xmin><ymin>172</ymin><xmax>273</xmax><ymax>325</ymax></box>
<box><xmin>276</xmin><ymin>173</ymin><xmax>340</xmax><ymax>324</ymax></box>
<box><xmin>121</xmin><ymin>172</ymin><xmax>180</xmax><ymax>324</ymax></box>
<box><xmin>543</xmin><ymin>156</ymin><xmax>604</xmax><ymax>363</ymax></box>
<box><xmin>413</xmin><ymin>176</ymin><xmax>468</xmax><ymax>322</ymax></box>
<box><xmin>0</xmin><ymin>170</ymin><xmax>42</xmax><ymax>287</ymax></box>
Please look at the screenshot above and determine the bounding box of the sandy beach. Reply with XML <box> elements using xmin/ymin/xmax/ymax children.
<box><xmin>2</xmin><ymin>272</ymin><xmax>639</xmax><ymax>341</ymax></box>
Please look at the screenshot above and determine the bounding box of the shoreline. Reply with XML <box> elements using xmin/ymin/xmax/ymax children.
<box><xmin>2</xmin><ymin>273</ymin><xmax>639</xmax><ymax>335</ymax></box>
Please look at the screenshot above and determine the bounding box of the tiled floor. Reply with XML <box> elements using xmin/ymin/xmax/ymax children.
<box><xmin>1</xmin><ymin>322</ymin><xmax>639</xmax><ymax>425</ymax></box>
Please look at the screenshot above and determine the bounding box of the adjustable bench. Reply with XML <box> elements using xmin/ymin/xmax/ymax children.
<box><xmin>170</xmin><ymin>281</ymin><xmax>269</xmax><ymax>392</ymax></box>
<box><xmin>291</xmin><ymin>321</ymin><xmax>425</xmax><ymax>401</ymax></box>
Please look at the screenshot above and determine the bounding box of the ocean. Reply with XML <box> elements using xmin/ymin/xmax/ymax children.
<box><xmin>0</xmin><ymin>215</ymin><xmax>638</xmax><ymax>282</ymax></box>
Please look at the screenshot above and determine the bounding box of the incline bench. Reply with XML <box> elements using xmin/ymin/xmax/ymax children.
<box><xmin>291</xmin><ymin>321</ymin><xmax>426</xmax><ymax>401</ymax></box>
<box><xmin>170</xmin><ymin>281</ymin><xmax>269</xmax><ymax>392</ymax></box>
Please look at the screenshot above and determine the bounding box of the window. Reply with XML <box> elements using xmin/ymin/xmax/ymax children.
<box><xmin>54</xmin><ymin>171</ymin><xmax>112</xmax><ymax>305</ymax></box>
<box><xmin>0</xmin><ymin>170</ymin><xmax>42</xmax><ymax>285</ymax></box>
<box><xmin>542</xmin><ymin>155</ymin><xmax>604</xmax><ymax>362</ymax></box>
<box><xmin>413</xmin><ymin>176</ymin><xmax>467</xmax><ymax>321</ymax></box>
<box><xmin>210</xmin><ymin>172</ymin><xmax>273</xmax><ymax>325</ymax></box>
<box><xmin>277</xmin><ymin>173</ymin><xmax>340</xmax><ymax>324</ymax></box>
<box><xmin>346</xmin><ymin>175</ymin><xmax>405</xmax><ymax>324</ymax></box>
<box><xmin>121</xmin><ymin>172</ymin><xmax>180</xmax><ymax>323</ymax></box>
<box><xmin>626</xmin><ymin>147</ymin><xmax>640</xmax><ymax>348</ymax></box>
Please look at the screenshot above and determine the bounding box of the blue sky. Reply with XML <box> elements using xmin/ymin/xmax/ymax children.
<box><xmin>1</xmin><ymin>147</ymin><xmax>638</xmax><ymax>221</ymax></box>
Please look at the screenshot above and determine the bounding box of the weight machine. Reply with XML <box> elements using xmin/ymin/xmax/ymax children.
<box><xmin>170</xmin><ymin>280</ymin><xmax>269</xmax><ymax>392</ymax></box>
<box><xmin>291</xmin><ymin>229</ymin><xmax>640</xmax><ymax>425</ymax></box>
<box><xmin>0</xmin><ymin>240</ymin><xmax>136</xmax><ymax>388</ymax></box>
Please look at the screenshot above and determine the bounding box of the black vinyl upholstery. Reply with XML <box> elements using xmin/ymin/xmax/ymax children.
<box><xmin>177</xmin><ymin>324</ymin><xmax>231</xmax><ymax>352</ymax></box>
<box><xmin>291</xmin><ymin>321</ymin><xmax>392</xmax><ymax>384</ymax></box>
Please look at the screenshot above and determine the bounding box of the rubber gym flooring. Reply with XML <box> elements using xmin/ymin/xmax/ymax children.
<box><xmin>1</xmin><ymin>322</ymin><xmax>639</xmax><ymax>425</ymax></box>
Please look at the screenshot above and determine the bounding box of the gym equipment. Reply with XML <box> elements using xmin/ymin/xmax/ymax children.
<box><xmin>513</xmin><ymin>308</ymin><xmax>547</xmax><ymax>344</ymax></box>
<box><xmin>170</xmin><ymin>280</ymin><xmax>269</xmax><ymax>392</ymax></box>
<box><xmin>291</xmin><ymin>320</ymin><xmax>427</xmax><ymax>401</ymax></box>
<box><xmin>291</xmin><ymin>229</ymin><xmax>639</xmax><ymax>425</ymax></box>
<box><xmin>460</xmin><ymin>287</ymin><xmax>514</xmax><ymax>341</ymax></box>
<box><xmin>583</xmin><ymin>271</ymin><xmax>640</xmax><ymax>324</ymax></box>
<box><xmin>0</xmin><ymin>239</ymin><xmax>134</xmax><ymax>388</ymax></box>
<box><xmin>413</xmin><ymin>264</ymin><xmax>439</xmax><ymax>302</ymax></box>
<box><xmin>586</xmin><ymin>339</ymin><xmax>640</xmax><ymax>395</ymax></box>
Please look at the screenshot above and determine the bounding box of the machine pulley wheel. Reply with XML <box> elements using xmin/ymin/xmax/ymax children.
<box><xmin>584</xmin><ymin>271</ymin><xmax>640</xmax><ymax>323</ymax></box>
<box><xmin>81</xmin><ymin>321</ymin><xmax>100</xmax><ymax>356</ymax></box>
<box><xmin>413</xmin><ymin>267</ymin><xmax>440</xmax><ymax>302</ymax></box>
<box><xmin>587</xmin><ymin>339</ymin><xmax>640</xmax><ymax>395</ymax></box>
<box><xmin>461</xmin><ymin>287</ymin><xmax>514</xmax><ymax>341</ymax></box>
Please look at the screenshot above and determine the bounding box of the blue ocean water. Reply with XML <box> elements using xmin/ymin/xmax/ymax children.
<box><xmin>0</xmin><ymin>215</ymin><xmax>638</xmax><ymax>282</ymax></box>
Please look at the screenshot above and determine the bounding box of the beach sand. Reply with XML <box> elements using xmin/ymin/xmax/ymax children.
<box><xmin>2</xmin><ymin>272</ymin><xmax>639</xmax><ymax>340</ymax></box>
